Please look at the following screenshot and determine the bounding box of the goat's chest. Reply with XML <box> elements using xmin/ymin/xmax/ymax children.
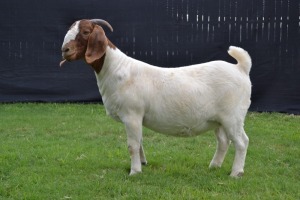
<box><xmin>101</xmin><ymin>93</ymin><xmax>123</xmax><ymax>122</ymax></box>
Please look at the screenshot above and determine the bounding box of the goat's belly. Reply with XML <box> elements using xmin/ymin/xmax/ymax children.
<box><xmin>143</xmin><ymin>118</ymin><xmax>219</xmax><ymax>137</ymax></box>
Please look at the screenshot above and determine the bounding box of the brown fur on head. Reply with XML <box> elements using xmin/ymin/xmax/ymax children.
<box><xmin>60</xmin><ymin>19</ymin><xmax>114</xmax><ymax>72</ymax></box>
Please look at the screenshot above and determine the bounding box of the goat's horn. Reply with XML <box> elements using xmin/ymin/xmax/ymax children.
<box><xmin>90</xmin><ymin>19</ymin><xmax>113</xmax><ymax>32</ymax></box>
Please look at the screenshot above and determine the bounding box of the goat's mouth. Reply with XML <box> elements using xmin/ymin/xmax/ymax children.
<box><xmin>60</xmin><ymin>54</ymin><xmax>73</xmax><ymax>67</ymax></box>
<box><xmin>60</xmin><ymin>50</ymin><xmax>77</xmax><ymax>66</ymax></box>
<box><xmin>62</xmin><ymin>50</ymin><xmax>76</xmax><ymax>59</ymax></box>
<box><xmin>62</xmin><ymin>54</ymin><xmax>74</xmax><ymax>60</ymax></box>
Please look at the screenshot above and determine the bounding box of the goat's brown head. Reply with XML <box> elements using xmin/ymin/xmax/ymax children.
<box><xmin>60</xmin><ymin>19</ymin><xmax>113</xmax><ymax>71</ymax></box>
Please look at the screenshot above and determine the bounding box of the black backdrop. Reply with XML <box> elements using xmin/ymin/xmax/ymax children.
<box><xmin>0</xmin><ymin>0</ymin><xmax>299</xmax><ymax>114</ymax></box>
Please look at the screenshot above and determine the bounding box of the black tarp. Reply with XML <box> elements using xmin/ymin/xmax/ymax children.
<box><xmin>0</xmin><ymin>0</ymin><xmax>299</xmax><ymax>114</ymax></box>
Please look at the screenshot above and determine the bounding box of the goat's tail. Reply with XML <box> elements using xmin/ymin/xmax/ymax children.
<box><xmin>228</xmin><ymin>46</ymin><xmax>252</xmax><ymax>75</ymax></box>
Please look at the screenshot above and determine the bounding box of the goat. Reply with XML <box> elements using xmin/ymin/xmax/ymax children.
<box><xmin>60</xmin><ymin>19</ymin><xmax>252</xmax><ymax>177</ymax></box>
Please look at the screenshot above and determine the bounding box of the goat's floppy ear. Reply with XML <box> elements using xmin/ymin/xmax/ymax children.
<box><xmin>85</xmin><ymin>25</ymin><xmax>108</xmax><ymax>65</ymax></box>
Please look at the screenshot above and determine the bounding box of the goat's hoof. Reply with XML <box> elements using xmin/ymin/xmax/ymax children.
<box><xmin>129</xmin><ymin>169</ymin><xmax>142</xmax><ymax>176</ymax></box>
<box><xmin>209</xmin><ymin>163</ymin><xmax>222</xmax><ymax>169</ymax></box>
<box><xmin>141</xmin><ymin>161</ymin><xmax>148</xmax><ymax>165</ymax></box>
<box><xmin>209</xmin><ymin>161</ymin><xmax>222</xmax><ymax>169</ymax></box>
<box><xmin>230</xmin><ymin>171</ymin><xmax>244</xmax><ymax>178</ymax></box>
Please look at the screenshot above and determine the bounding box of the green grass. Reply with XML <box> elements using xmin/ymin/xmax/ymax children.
<box><xmin>0</xmin><ymin>103</ymin><xmax>299</xmax><ymax>200</ymax></box>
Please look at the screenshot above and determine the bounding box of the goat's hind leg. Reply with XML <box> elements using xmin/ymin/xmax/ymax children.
<box><xmin>209</xmin><ymin>126</ymin><xmax>230</xmax><ymax>169</ymax></box>
<box><xmin>230</xmin><ymin>127</ymin><xmax>249</xmax><ymax>177</ymax></box>
<box><xmin>222</xmin><ymin>120</ymin><xmax>249</xmax><ymax>177</ymax></box>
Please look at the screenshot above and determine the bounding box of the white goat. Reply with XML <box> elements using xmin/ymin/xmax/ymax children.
<box><xmin>60</xmin><ymin>19</ymin><xmax>252</xmax><ymax>177</ymax></box>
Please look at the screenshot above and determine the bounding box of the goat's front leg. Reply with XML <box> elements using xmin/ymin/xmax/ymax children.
<box><xmin>124</xmin><ymin>117</ymin><xmax>143</xmax><ymax>175</ymax></box>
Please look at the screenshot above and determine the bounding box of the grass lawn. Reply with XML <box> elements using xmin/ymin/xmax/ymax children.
<box><xmin>0</xmin><ymin>103</ymin><xmax>299</xmax><ymax>199</ymax></box>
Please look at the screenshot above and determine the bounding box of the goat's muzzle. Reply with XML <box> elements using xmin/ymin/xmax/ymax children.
<box><xmin>60</xmin><ymin>45</ymin><xmax>75</xmax><ymax>67</ymax></box>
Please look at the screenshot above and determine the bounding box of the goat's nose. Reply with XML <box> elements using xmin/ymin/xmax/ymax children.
<box><xmin>62</xmin><ymin>46</ymin><xmax>70</xmax><ymax>53</ymax></box>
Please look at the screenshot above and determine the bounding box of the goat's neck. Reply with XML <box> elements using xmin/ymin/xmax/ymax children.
<box><xmin>99</xmin><ymin>46</ymin><xmax>129</xmax><ymax>77</ymax></box>
<box><xmin>89</xmin><ymin>55</ymin><xmax>105</xmax><ymax>74</ymax></box>
<box><xmin>94</xmin><ymin>46</ymin><xmax>132</xmax><ymax>97</ymax></box>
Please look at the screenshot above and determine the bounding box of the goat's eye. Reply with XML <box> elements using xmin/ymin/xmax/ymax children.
<box><xmin>83</xmin><ymin>31</ymin><xmax>90</xmax><ymax>35</ymax></box>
